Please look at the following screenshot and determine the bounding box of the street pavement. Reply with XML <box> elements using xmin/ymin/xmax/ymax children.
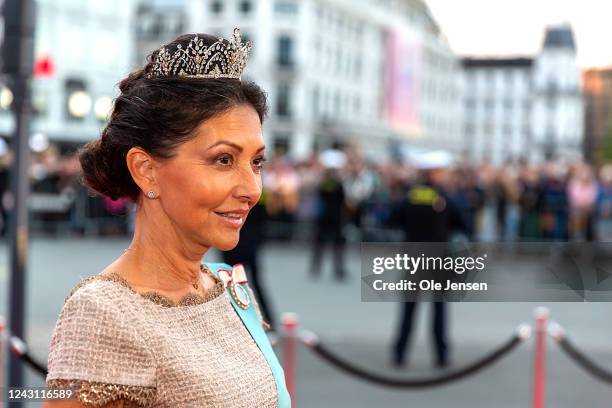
<box><xmin>1</xmin><ymin>237</ymin><xmax>612</xmax><ymax>407</ymax></box>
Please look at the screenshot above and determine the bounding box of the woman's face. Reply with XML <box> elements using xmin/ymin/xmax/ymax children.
<box><xmin>154</xmin><ymin>104</ymin><xmax>265</xmax><ymax>251</ymax></box>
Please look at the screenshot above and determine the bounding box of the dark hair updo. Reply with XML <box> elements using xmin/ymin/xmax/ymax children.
<box><xmin>78</xmin><ymin>33</ymin><xmax>268</xmax><ymax>203</ymax></box>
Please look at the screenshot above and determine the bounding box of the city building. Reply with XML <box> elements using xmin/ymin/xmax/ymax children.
<box><xmin>461</xmin><ymin>57</ymin><xmax>534</xmax><ymax>163</ymax></box>
<box><xmin>187</xmin><ymin>0</ymin><xmax>463</xmax><ymax>161</ymax></box>
<box><xmin>461</xmin><ymin>24</ymin><xmax>583</xmax><ymax>164</ymax></box>
<box><xmin>0</xmin><ymin>0</ymin><xmax>135</xmax><ymax>150</ymax></box>
<box><xmin>583</xmin><ymin>67</ymin><xmax>612</xmax><ymax>165</ymax></box>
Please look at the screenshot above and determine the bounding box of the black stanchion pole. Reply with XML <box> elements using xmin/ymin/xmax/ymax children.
<box><xmin>2</xmin><ymin>0</ymin><xmax>36</xmax><ymax>403</ymax></box>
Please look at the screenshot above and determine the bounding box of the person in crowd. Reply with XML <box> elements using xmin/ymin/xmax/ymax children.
<box><xmin>263</xmin><ymin>154</ymin><xmax>300</xmax><ymax>240</ymax></box>
<box><xmin>494</xmin><ymin>162</ymin><xmax>521</xmax><ymax>241</ymax></box>
<box><xmin>343</xmin><ymin>145</ymin><xmax>376</xmax><ymax>238</ymax></box>
<box><xmin>0</xmin><ymin>138</ymin><xmax>11</xmax><ymax>236</ymax></box>
<box><xmin>388</xmin><ymin>153</ymin><xmax>467</xmax><ymax>369</ymax></box>
<box><xmin>517</xmin><ymin>163</ymin><xmax>542</xmax><ymax>240</ymax></box>
<box><xmin>567</xmin><ymin>162</ymin><xmax>598</xmax><ymax>241</ymax></box>
<box><xmin>449</xmin><ymin>165</ymin><xmax>486</xmax><ymax>240</ymax></box>
<box><xmin>596</xmin><ymin>164</ymin><xmax>612</xmax><ymax>241</ymax></box>
<box><xmin>539</xmin><ymin>162</ymin><xmax>569</xmax><ymax>241</ymax></box>
<box><xmin>294</xmin><ymin>152</ymin><xmax>324</xmax><ymax>237</ymax></box>
<box><xmin>309</xmin><ymin>148</ymin><xmax>348</xmax><ymax>280</ymax></box>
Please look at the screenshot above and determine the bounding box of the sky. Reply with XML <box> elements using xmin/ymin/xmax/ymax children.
<box><xmin>424</xmin><ymin>0</ymin><xmax>612</xmax><ymax>69</ymax></box>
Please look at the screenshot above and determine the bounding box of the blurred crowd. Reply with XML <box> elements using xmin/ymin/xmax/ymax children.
<box><xmin>0</xmin><ymin>138</ymin><xmax>130</xmax><ymax>236</ymax></box>
<box><xmin>1</xmin><ymin>137</ymin><xmax>612</xmax><ymax>244</ymax></box>
<box><xmin>261</xmin><ymin>145</ymin><xmax>612</xmax><ymax>244</ymax></box>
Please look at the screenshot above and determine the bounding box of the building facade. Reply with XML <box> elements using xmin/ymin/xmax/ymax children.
<box><xmin>461</xmin><ymin>24</ymin><xmax>583</xmax><ymax>164</ymax></box>
<box><xmin>187</xmin><ymin>0</ymin><xmax>463</xmax><ymax>161</ymax></box>
<box><xmin>0</xmin><ymin>0</ymin><xmax>135</xmax><ymax>148</ymax></box>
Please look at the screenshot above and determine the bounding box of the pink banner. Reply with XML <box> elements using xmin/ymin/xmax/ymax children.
<box><xmin>384</xmin><ymin>29</ymin><xmax>421</xmax><ymax>135</ymax></box>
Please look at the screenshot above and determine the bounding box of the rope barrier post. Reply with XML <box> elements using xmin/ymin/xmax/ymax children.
<box><xmin>532</xmin><ymin>307</ymin><xmax>549</xmax><ymax>408</ymax></box>
<box><xmin>281</xmin><ymin>313</ymin><xmax>298</xmax><ymax>407</ymax></box>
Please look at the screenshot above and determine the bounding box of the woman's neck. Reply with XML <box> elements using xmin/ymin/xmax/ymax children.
<box><xmin>115</xmin><ymin>211</ymin><xmax>210</xmax><ymax>293</ymax></box>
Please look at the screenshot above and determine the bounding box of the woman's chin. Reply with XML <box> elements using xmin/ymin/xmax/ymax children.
<box><xmin>215</xmin><ymin>237</ymin><xmax>240</xmax><ymax>252</ymax></box>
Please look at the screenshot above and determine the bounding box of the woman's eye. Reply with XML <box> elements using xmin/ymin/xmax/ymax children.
<box><xmin>216</xmin><ymin>154</ymin><xmax>233</xmax><ymax>166</ymax></box>
<box><xmin>253</xmin><ymin>157</ymin><xmax>268</xmax><ymax>170</ymax></box>
<box><xmin>215</xmin><ymin>154</ymin><xmax>266</xmax><ymax>170</ymax></box>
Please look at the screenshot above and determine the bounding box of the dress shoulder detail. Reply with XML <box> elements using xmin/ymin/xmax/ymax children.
<box><xmin>46</xmin><ymin>378</ymin><xmax>156</xmax><ymax>407</ymax></box>
<box><xmin>65</xmin><ymin>264</ymin><xmax>225</xmax><ymax>307</ymax></box>
<box><xmin>64</xmin><ymin>275</ymin><xmax>99</xmax><ymax>304</ymax></box>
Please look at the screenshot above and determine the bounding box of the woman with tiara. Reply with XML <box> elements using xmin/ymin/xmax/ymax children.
<box><xmin>42</xmin><ymin>29</ymin><xmax>290</xmax><ymax>408</ymax></box>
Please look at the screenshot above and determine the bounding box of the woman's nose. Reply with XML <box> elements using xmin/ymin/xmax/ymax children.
<box><xmin>234</xmin><ymin>165</ymin><xmax>262</xmax><ymax>203</ymax></box>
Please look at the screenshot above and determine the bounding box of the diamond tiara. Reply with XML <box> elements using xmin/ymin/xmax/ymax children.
<box><xmin>146</xmin><ymin>27</ymin><xmax>252</xmax><ymax>80</ymax></box>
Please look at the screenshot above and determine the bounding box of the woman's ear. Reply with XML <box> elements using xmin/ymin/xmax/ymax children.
<box><xmin>126</xmin><ymin>147</ymin><xmax>158</xmax><ymax>196</ymax></box>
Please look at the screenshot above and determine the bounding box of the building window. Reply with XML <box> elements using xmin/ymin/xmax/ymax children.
<box><xmin>467</xmin><ymin>73</ymin><xmax>477</xmax><ymax>88</ymax></box>
<box><xmin>322</xmin><ymin>89</ymin><xmax>330</xmax><ymax>117</ymax></box>
<box><xmin>148</xmin><ymin>15</ymin><xmax>162</xmax><ymax>37</ymax></box>
<box><xmin>273</xmin><ymin>134</ymin><xmax>290</xmax><ymax>155</ymax></box>
<box><xmin>522</xmin><ymin>125</ymin><xmax>531</xmax><ymax>137</ymax></box>
<box><xmin>355</xmin><ymin>23</ymin><xmax>363</xmax><ymax>38</ymax></box>
<box><xmin>277</xmin><ymin>35</ymin><xmax>294</xmax><ymax>67</ymax></box>
<box><xmin>345</xmin><ymin>52</ymin><xmax>351</xmax><ymax>77</ymax></box>
<box><xmin>137</xmin><ymin>13</ymin><xmax>155</xmax><ymax>37</ymax></box>
<box><xmin>315</xmin><ymin>5</ymin><xmax>323</xmax><ymax>21</ymax></box>
<box><xmin>503</xmin><ymin>124</ymin><xmax>512</xmax><ymax>136</ymax></box>
<box><xmin>523</xmin><ymin>99</ymin><xmax>531</xmax><ymax>112</ymax></box>
<box><xmin>166</xmin><ymin>14</ymin><xmax>184</xmax><ymax>35</ymax></box>
<box><xmin>65</xmin><ymin>79</ymin><xmax>90</xmax><ymax>121</ymax></box>
<box><xmin>354</xmin><ymin>55</ymin><xmax>362</xmax><ymax>78</ymax></box>
<box><xmin>335</xmin><ymin>48</ymin><xmax>342</xmax><ymax>74</ymax></box>
<box><xmin>333</xmin><ymin>90</ymin><xmax>341</xmax><ymax>117</ymax></box>
<box><xmin>276</xmin><ymin>82</ymin><xmax>291</xmax><ymax>118</ymax></box>
<box><xmin>32</xmin><ymin>88</ymin><xmax>48</xmax><ymax>117</ymax></box>
<box><xmin>326</xmin><ymin>9</ymin><xmax>334</xmax><ymax>26</ymax></box>
<box><xmin>274</xmin><ymin>0</ymin><xmax>298</xmax><ymax>15</ymax></box>
<box><xmin>313</xmin><ymin>38</ymin><xmax>321</xmax><ymax>64</ymax></box>
<box><xmin>464</xmin><ymin>123</ymin><xmax>475</xmax><ymax>135</ymax></box>
<box><xmin>312</xmin><ymin>85</ymin><xmax>320</xmax><ymax>117</ymax></box>
<box><xmin>239</xmin><ymin>0</ymin><xmax>253</xmax><ymax>14</ymax></box>
<box><xmin>337</xmin><ymin>15</ymin><xmax>345</xmax><ymax>32</ymax></box>
<box><xmin>211</xmin><ymin>0</ymin><xmax>223</xmax><ymax>14</ymax></box>
<box><xmin>326</xmin><ymin>46</ymin><xmax>333</xmax><ymax>72</ymax></box>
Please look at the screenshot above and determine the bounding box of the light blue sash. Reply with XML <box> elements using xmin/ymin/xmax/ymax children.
<box><xmin>205</xmin><ymin>262</ymin><xmax>291</xmax><ymax>408</ymax></box>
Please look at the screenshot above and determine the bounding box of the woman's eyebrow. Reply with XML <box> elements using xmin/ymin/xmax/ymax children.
<box><xmin>207</xmin><ymin>140</ymin><xmax>265</xmax><ymax>153</ymax></box>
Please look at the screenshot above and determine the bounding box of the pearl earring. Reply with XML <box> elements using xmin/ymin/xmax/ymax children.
<box><xmin>147</xmin><ymin>190</ymin><xmax>156</xmax><ymax>199</ymax></box>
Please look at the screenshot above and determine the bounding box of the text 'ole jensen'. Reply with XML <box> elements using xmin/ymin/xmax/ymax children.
<box><xmin>373</xmin><ymin>280</ymin><xmax>488</xmax><ymax>291</ymax></box>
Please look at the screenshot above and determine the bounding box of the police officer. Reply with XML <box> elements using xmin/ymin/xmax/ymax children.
<box><xmin>309</xmin><ymin>149</ymin><xmax>348</xmax><ymax>280</ymax></box>
<box><xmin>388</xmin><ymin>152</ymin><xmax>467</xmax><ymax>368</ymax></box>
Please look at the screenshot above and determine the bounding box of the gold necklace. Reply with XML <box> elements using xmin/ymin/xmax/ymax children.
<box><xmin>122</xmin><ymin>247</ymin><xmax>203</xmax><ymax>290</ymax></box>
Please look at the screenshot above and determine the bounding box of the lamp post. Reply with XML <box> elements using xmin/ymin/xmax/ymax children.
<box><xmin>2</xmin><ymin>0</ymin><xmax>35</xmax><ymax>403</ymax></box>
